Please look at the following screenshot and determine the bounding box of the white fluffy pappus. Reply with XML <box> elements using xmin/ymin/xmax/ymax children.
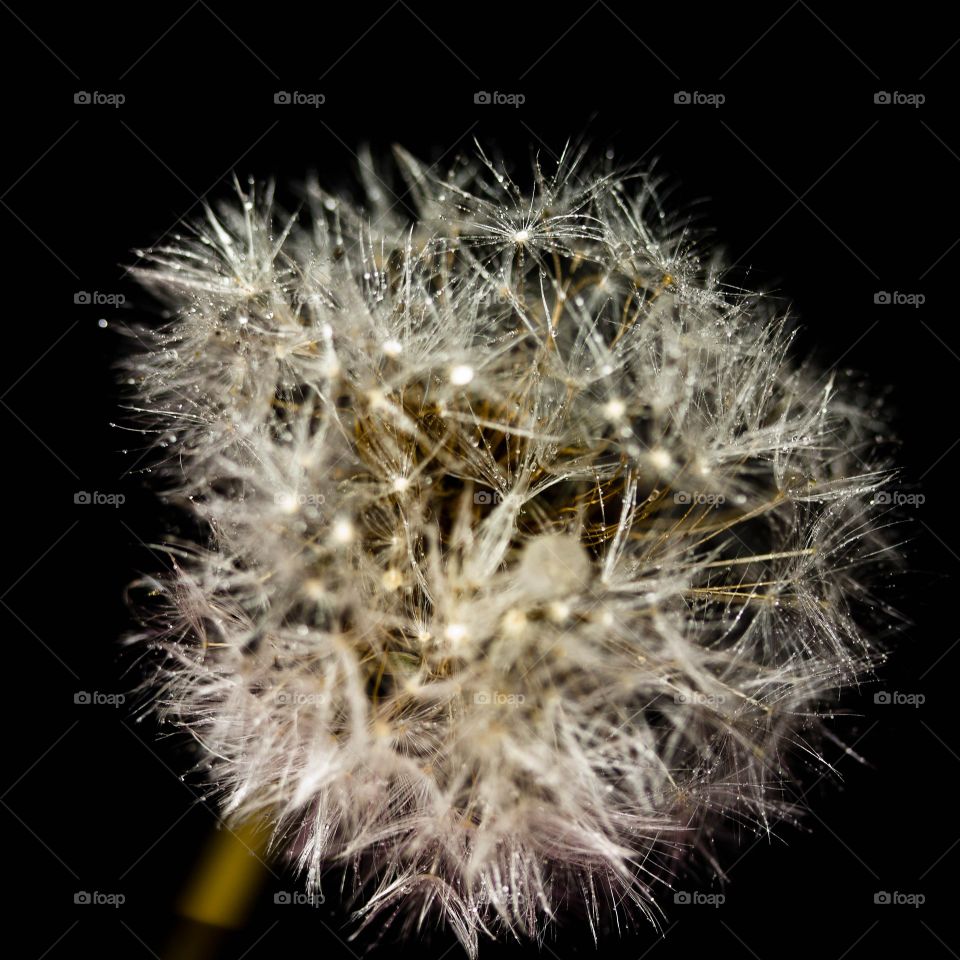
<box><xmin>123</xmin><ymin>144</ymin><xmax>899</xmax><ymax>955</ymax></box>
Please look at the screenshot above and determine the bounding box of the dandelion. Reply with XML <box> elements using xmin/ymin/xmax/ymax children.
<box><xmin>124</xmin><ymin>144</ymin><xmax>897</xmax><ymax>955</ymax></box>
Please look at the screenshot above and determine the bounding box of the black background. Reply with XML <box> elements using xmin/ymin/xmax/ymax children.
<box><xmin>3</xmin><ymin>2</ymin><xmax>957</xmax><ymax>958</ymax></box>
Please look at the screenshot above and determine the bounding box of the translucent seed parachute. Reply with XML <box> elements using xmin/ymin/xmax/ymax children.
<box><xmin>124</xmin><ymin>144</ymin><xmax>896</xmax><ymax>955</ymax></box>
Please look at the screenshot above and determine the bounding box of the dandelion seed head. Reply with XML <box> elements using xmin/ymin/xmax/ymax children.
<box><xmin>126</xmin><ymin>143</ymin><xmax>898</xmax><ymax>956</ymax></box>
